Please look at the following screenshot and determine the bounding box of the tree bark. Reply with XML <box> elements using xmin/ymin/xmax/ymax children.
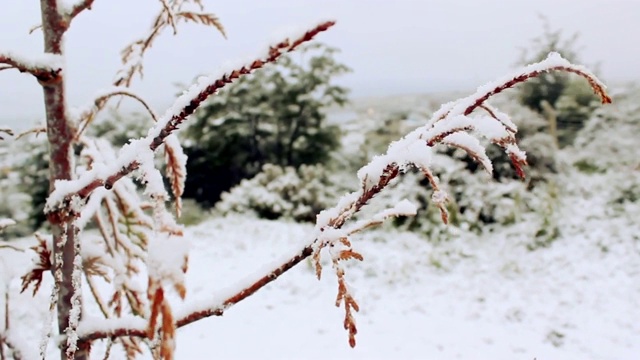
<box><xmin>39</xmin><ymin>1</ymin><xmax>86</xmax><ymax>359</ymax></box>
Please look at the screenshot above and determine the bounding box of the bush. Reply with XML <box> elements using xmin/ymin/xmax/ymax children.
<box><xmin>216</xmin><ymin>163</ymin><xmax>343</xmax><ymax>222</ymax></box>
<box><xmin>182</xmin><ymin>43</ymin><xmax>350</xmax><ymax>206</ymax></box>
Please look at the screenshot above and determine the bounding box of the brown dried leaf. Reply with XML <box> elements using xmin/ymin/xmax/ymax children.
<box><xmin>121</xmin><ymin>337</ymin><xmax>143</xmax><ymax>359</ymax></box>
<box><xmin>312</xmin><ymin>248</ymin><xmax>323</xmax><ymax>280</ymax></box>
<box><xmin>438</xmin><ymin>203</ymin><xmax>449</xmax><ymax>224</ymax></box>
<box><xmin>83</xmin><ymin>256</ymin><xmax>111</xmax><ymax>282</ymax></box>
<box><xmin>160</xmin><ymin>300</ymin><xmax>176</xmax><ymax>359</ymax></box>
<box><xmin>147</xmin><ymin>286</ymin><xmax>164</xmax><ymax>339</ymax></box>
<box><xmin>164</xmin><ymin>141</ymin><xmax>186</xmax><ymax>218</ymax></box>
<box><xmin>338</xmin><ymin>250</ymin><xmax>363</xmax><ymax>262</ymax></box>
<box><xmin>177</xmin><ymin>11</ymin><xmax>226</xmax><ymax>38</ymax></box>
<box><xmin>509</xmin><ymin>152</ymin><xmax>528</xmax><ymax>180</ymax></box>
<box><xmin>20</xmin><ymin>234</ymin><xmax>52</xmax><ymax>296</ymax></box>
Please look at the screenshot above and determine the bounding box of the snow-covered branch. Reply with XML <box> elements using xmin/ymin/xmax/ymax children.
<box><xmin>61</xmin><ymin>0</ymin><xmax>95</xmax><ymax>24</ymax></box>
<box><xmin>77</xmin><ymin>244</ymin><xmax>314</xmax><ymax>343</ymax></box>
<box><xmin>73</xmin><ymin>52</ymin><xmax>611</xmax><ymax>349</ymax></box>
<box><xmin>0</xmin><ymin>51</ymin><xmax>63</xmax><ymax>83</ymax></box>
<box><xmin>73</xmin><ymin>86</ymin><xmax>158</xmax><ymax>137</ymax></box>
<box><xmin>45</xmin><ymin>20</ymin><xmax>336</xmax><ymax>215</ymax></box>
<box><xmin>114</xmin><ymin>0</ymin><xmax>226</xmax><ymax>88</ymax></box>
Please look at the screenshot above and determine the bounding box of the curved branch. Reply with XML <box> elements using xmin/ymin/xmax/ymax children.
<box><xmin>75</xmin><ymin>88</ymin><xmax>158</xmax><ymax>138</ymax></box>
<box><xmin>45</xmin><ymin>20</ymin><xmax>336</xmax><ymax>214</ymax></box>
<box><xmin>463</xmin><ymin>65</ymin><xmax>611</xmax><ymax>117</ymax></box>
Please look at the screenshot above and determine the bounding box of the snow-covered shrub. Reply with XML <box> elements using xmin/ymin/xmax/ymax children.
<box><xmin>349</xmin><ymin>98</ymin><xmax>560</xmax><ymax>241</ymax></box>
<box><xmin>0</xmin><ymin>134</ymin><xmax>50</xmax><ymax>235</ymax></box>
<box><xmin>570</xmin><ymin>98</ymin><xmax>640</xmax><ymax>172</ymax></box>
<box><xmin>216</xmin><ymin>163</ymin><xmax>342</xmax><ymax>222</ymax></box>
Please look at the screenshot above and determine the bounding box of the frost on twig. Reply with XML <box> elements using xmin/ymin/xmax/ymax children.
<box><xmin>74</xmin><ymin>0</ymin><xmax>225</xmax><ymax>139</ymax></box>
<box><xmin>70</xmin><ymin>43</ymin><xmax>609</xmax><ymax>357</ymax></box>
<box><xmin>309</xmin><ymin>52</ymin><xmax>611</xmax><ymax>347</ymax></box>
<box><xmin>60</xmin><ymin>0</ymin><xmax>95</xmax><ymax>24</ymax></box>
<box><xmin>73</xmin><ymin>86</ymin><xmax>158</xmax><ymax>139</ymax></box>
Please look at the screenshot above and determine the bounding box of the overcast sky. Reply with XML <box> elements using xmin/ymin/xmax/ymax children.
<box><xmin>1</xmin><ymin>0</ymin><xmax>639</xmax><ymax>129</ymax></box>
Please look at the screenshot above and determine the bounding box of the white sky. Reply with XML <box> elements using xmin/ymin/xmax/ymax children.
<box><xmin>1</xmin><ymin>0</ymin><xmax>639</xmax><ymax>128</ymax></box>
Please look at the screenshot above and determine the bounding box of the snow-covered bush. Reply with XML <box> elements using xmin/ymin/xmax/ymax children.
<box><xmin>0</xmin><ymin>134</ymin><xmax>50</xmax><ymax>236</ymax></box>
<box><xmin>181</xmin><ymin>43</ymin><xmax>348</xmax><ymax>206</ymax></box>
<box><xmin>0</xmin><ymin>1</ymin><xmax>611</xmax><ymax>358</ymax></box>
<box><xmin>350</xmin><ymin>98</ymin><xmax>560</xmax><ymax>241</ymax></box>
<box><xmin>570</xmin><ymin>98</ymin><xmax>640</xmax><ymax>172</ymax></box>
<box><xmin>516</xmin><ymin>19</ymin><xmax>600</xmax><ymax>147</ymax></box>
<box><xmin>216</xmin><ymin>163</ymin><xmax>342</xmax><ymax>222</ymax></box>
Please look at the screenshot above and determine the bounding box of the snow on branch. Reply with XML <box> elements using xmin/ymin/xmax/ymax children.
<box><xmin>45</xmin><ymin>20</ymin><xmax>336</xmax><ymax>215</ymax></box>
<box><xmin>430</xmin><ymin>52</ymin><xmax>611</xmax><ymax>124</ymax></box>
<box><xmin>0</xmin><ymin>50</ymin><xmax>63</xmax><ymax>83</ymax></box>
<box><xmin>73</xmin><ymin>51</ymin><xmax>610</xmax><ymax>351</ymax></box>
<box><xmin>58</xmin><ymin>0</ymin><xmax>95</xmax><ymax>25</ymax></box>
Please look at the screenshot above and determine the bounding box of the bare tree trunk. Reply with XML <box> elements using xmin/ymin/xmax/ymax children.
<box><xmin>39</xmin><ymin>1</ymin><xmax>86</xmax><ymax>359</ymax></box>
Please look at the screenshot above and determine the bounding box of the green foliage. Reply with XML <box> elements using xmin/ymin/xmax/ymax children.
<box><xmin>16</xmin><ymin>137</ymin><xmax>50</xmax><ymax>232</ymax></box>
<box><xmin>526</xmin><ymin>181</ymin><xmax>561</xmax><ymax>251</ymax></box>
<box><xmin>573</xmin><ymin>159</ymin><xmax>603</xmax><ymax>174</ymax></box>
<box><xmin>182</xmin><ymin>43</ymin><xmax>349</xmax><ymax>206</ymax></box>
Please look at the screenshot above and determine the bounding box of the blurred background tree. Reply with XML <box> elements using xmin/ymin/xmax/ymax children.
<box><xmin>517</xmin><ymin>16</ymin><xmax>600</xmax><ymax>147</ymax></box>
<box><xmin>181</xmin><ymin>42</ymin><xmax>350</xmax><ymax>206</ymax></box>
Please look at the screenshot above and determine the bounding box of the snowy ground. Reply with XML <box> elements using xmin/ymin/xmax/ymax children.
<box><xmin>1</xmin><ymin>172</ymin><xmax>639</xmax><ymax>359</ymax></box>
<box><xmin>173</xmin><ymin>200</ymin><xmax>639</xmax><ymax>360</ymax></box>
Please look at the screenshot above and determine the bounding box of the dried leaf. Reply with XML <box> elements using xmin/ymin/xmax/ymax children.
<box><xmin>177</xmin><ymin>11</ymin><xmax>226</xmax><ymax>38</ymax></box>
<box><xmin>147</xmin><ymin>286</ymin><xmax>164</xmax><ymax>339</ymax></box>
<box><xmin>164</xmin><ymin>137</ymin><xmax>186</xmax><ymax>218</ymax></box>
<box><xmin>20</xmin><ymin>234</ymin><xmax>52</xmax><ymax>296</ymax></box>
